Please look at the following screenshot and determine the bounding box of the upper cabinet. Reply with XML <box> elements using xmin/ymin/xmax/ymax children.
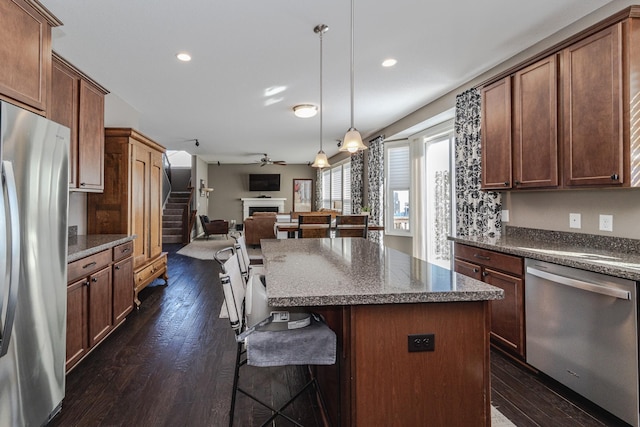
<box><xmin>50</xmin><ymin>54</ymin><xmax>108</xmax><ymax>192</ymax></box>
<box><xmin>562</xmin><ymin>25</ymin><xmax>623</xmax><ymax>187</ymax></box>
<box><xmin>481</xmin><ymin>7</ymin><xmax>640</xmax><ymax>190</ymax></box>
<box><xmin>0</xmin><ymin>0</ymin><xmax>61</xmax><ymax>113</ymax></box>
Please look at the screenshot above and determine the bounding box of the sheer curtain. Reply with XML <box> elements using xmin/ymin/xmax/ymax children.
<box><xmin>454</xmin><ymin>88</ymin><xmax>502</xmax><ymax>237</ymax></box>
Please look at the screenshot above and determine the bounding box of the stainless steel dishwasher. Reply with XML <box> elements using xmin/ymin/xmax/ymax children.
<box><xmin>525</xmin><ymin>258</ymin><xmax>639</xmax><ymax>427</ymax></box>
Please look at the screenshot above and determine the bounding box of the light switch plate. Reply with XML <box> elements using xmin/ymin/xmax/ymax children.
<box><xmin>569</xmin><ymin>213</ymin><xmax>581</xmax><ymax>229</ymax></box>
<box><xmin>599</xmin><ymin>214</ymin><xmax>613</xmax><ymax>232</ymax></box>
<box><xmin>501</xmin><ymin>210</ymin><xmax>509</xmax><ymax>223</ymax></box>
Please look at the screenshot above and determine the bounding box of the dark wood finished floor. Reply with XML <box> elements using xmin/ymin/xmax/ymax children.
<box><xmin>51</xmin><ymin>243</ymin><xmax>630</xmax><ymax>426</ymax></box>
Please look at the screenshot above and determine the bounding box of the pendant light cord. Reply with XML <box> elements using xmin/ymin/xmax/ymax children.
<box><xmin>320</xmin><ymin>26</ymin><xmax>324</xmax><ymax>152</ymax></box>
<box><xmin>350</xmin><ymin>0</ymin><xmax>355</xmax><ymax>129</ymax></box>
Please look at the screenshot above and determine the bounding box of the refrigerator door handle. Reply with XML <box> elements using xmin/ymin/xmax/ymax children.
<box><xmin>0</xmin><ymin>161</ymin><xmax>21</xmax><ymax>357</ymax></box>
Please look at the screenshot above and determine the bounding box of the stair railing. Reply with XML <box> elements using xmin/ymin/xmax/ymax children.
<box><xmin>182</xmin><ymin>187</ymin><xmax>196</xmax><ymax>244</ymax></box>
<box><xmin>162</xmin><ymin>153</ymin><xmax>172</xmax><ymax>209</ymax></box>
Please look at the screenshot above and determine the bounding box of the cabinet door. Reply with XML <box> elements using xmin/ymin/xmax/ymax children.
<box><xmin>484</xmin><ymin>268</ymin><xmax>525</xmax><ymax>358</ymax></box>
<box><xmin>88</xmin><ymin>266</ymin><xmax>113</xmax><ymax>347</ymax></box>
<box><xmin>78</xmin><ymin>80</ymin><xmax>105</xmax><ymax>191</ymax></box>
<box><xmin>562</xmin><ymin>24</ymin><xmax>624</xmax><ymax>186</ymax></box>
<box><xmin>113</xmin><ymin>256</ymin><xmax>134</xmax><ymax>326</ymax></box>
<box><xmin>50</xmin><ymin>58</ymin><xmax>79</xmax><ymax>188</ymax></box>
<box><xmin>454</xmin><ymin>258</ymin><xmax>482</xmax><ymax>280</ymax></box>
<box><xmin>0</xmin><ymin>0</ymin><xmax>51</xmax><ymax>111</ymax></box>
<box><xmin>132</xmin><ymin>145</ymin><xmax>150</xmax><ymax>267</ymax></box>
<box><xmin>481</xmin><ymin>77</ymin><xmax>512</xmax><ymax>189</ymax></box>
<box><xmin>513</xmin><ymin>55</ymin><xmax>558</xmax><ymax>188</ymax></box>
<box><xmin>66</xmin><ymin>278</ymin><xmax>88</xmax><ymax>371</ymax></box>
<box><xmin>149</xmin><ymin>151</ymin><xmax>163</xmax><ymax>259</ymax></box>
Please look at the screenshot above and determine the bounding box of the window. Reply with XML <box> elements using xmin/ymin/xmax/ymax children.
<box><xmin>320</xmin><ymin>159</ymin><xmax>351</xmax><ymax>213</ymax></box>
<box><xmin>385</xmin><ymin>142</ymin><xmax>410</xmax><ymax>235</ymax></box>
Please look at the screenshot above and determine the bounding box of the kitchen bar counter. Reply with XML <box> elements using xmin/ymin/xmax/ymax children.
<box><xmin>261</xmin><ymin>238</ymin><xmax>503</xmax><ymax>307</ymax></box>
<box><xmin>450</xmin><ymin>226</ymin><xmax>640</xmax><ymax>281</ymax></box>
<box><xmin>68</xmin><ymin>234</ymin><xmax>135</xmax><ymax>262</ymax></box>
<box><xmin>260</xmin><ymin>238</ymin><xmax>501</xmax><ymax>427</ymax></box>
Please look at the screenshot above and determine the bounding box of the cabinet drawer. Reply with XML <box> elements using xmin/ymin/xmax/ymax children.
<box><xmin>68</xmin><ymin>249</ymin><xmax>112</xmax><ymax>283</ymax></box>
<box><xmin>152</xmin><ymin>254</ymin><xmax>167</xmax><ymax>272</ymax></box>
<box><xmin>113</xmin><ymin>241</ymin><xmax>133</xmax><ymax>262</ymax></box>
<box><xmin>454</xmin><ymin>259</ymin><xmax>482</xmax><ymax>280</ymax></box>
<box><xmin>454</xmin><ymin>243</ymin><xmax>523</xmax><ymax>276</ymax></box>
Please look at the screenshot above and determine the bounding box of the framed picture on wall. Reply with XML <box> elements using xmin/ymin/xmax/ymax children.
<box><xmin>293</xmin><ymin>178</ymin><xmax>313</xmax><ymax>212</ymax></box>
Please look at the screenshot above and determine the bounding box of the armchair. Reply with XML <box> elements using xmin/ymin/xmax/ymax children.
<box><xmin>199</xmin><ymin>215</ymin><xmax>229</xmax><ymax>239</ymax></box>
<box><xmin>243</xmin><ymin>212</ymin><xmax>277</xmax><ymax>246</ymax></box>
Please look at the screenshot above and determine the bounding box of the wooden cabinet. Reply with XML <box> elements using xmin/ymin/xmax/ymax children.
<box><xmin>113</xmin><ymin>241</ymin><xmax>134</xmax><ymax>326</ymax></box>
<box><xmin>0</xmin><ymin>0</ymin><xmax>61</xmax><ymax>113</ymax></box>
<box><xmin>481</xmin><ymin>55</ymin><xmax>558</xmax><ymax>190</ymax></box>
<box><xmin>66</xmin><ymin>249</ymin><xmax>113</xmax><ymax>372</ymax></box>
<box><xmin>562</xmin><ymin>24</ymin><xmax>623</xmax><ymax>187</ymax></box>
<box><xmin>481</xmin><ymin>78</ymin><xmax>512</xmax><ymax>189</ymax></box>
<box><xmin>50</xmin><ymin>54</ymin><xmax>108</xmax><ymax>191</ymax></box>
<box><xmin>481</xmin><ymin>8</ymin><xmax>640</xmax><ymax>190</ymax></box>
<box><xmin>66</xmin><ymin>241</ymin><xmax>134</xmax><ymax>372</ymax></box>
<box><xmin>88</xmin><ymin>128</ymin><xmax>168</xmax><ymax>307</ymax></box>
<box><xmin>454</xmin><ymin>243</ymin><xmax>525</xmax><ymax>359</ymax></box>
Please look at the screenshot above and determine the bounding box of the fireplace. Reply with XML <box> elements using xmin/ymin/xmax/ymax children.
<box><xmin>241</xmin><ymin>198</ymin><xmax>286</xmax><ymax>219</ymax></box>
<box><xmin>249</xmin><ymin>206</ymin><xmax>279</xmax><ymax>216</ymax></box>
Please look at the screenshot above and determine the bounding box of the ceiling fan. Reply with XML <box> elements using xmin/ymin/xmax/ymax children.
<box><xmin>254</xmin><ymin>153</ymin><xmax>287</xmax><ymax>167</ymax></box>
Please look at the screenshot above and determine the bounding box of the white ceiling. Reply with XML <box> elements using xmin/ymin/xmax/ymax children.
<box><xmin>41</xmin><ymin>0</ymin><xmax>612</xmax><ymax>164</ymax></box>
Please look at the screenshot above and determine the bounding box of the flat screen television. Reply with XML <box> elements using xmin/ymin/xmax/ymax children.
<box><xmin>249</xmin><ymin>174</ymin><xmax>280</xmax><ymax>191</ymax></box>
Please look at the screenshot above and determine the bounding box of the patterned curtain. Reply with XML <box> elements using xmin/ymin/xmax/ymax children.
<box><xmin>351</xmin><ymin>151</ymin><xmax>364</xmax><ymax>213</ymax></box>
<box><xmin>454</xmin><ymin>88</ymin><xmax>501</xmax><ymax>237</ymax></box>
<box><xmin>367</xmin><ymin>136</ymin><xmax>384</xmax><ymax>225</ymax></box>
<box><xmin>315</xmin><ymin>167</ymin><xmax>323</xmax><ymax>211</ymax></box>
<box><xmin>434</xmin><ymin>170</ymin><xmax>451</xmax><ymax>260</ymax></box>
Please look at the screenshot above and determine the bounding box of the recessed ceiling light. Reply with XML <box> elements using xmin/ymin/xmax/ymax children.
<box><xmin>293</xmin><ymin>104</ymin><xmax>318</xmax><ymax>118</ymax></box>
<box><xmin>382</xmin><ymin>58</ymin><xmax>397</xmax><ymax>67</ymax></box>
<box><xmin>176</xmin><ymin>52</ymin><xmax>192</xmax><ymax>62</ymax></box>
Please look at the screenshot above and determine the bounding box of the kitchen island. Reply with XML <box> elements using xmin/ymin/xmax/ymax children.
<box><xmin>261</xmin><ymin>238</ymin><xmax>503</xmax><ymax>427</ymax></box>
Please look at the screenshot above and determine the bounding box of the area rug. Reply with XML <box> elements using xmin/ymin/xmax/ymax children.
<box><xmin>491</xmin><ymin>405</ymin><xmax>516</xmax><ymax>426</ymax></box>
<box><xmin>177</xmin><ymin>235</ymin><xmax>263</xmax><ymax>261</ymax></box>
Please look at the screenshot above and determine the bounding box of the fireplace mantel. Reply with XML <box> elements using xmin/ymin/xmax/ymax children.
<box><xmin>241</xmin><ymin>198</ymin><xmax>286</xmax><ymax>219</ymax></box>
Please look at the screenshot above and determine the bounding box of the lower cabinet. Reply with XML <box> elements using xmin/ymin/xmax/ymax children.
<box><xmin>454</xmin><ymin>243</ymin><xmax>525</xmax><ymax>359</ymax></box>
<box><xmin>66</xmin><ymin>241</ymin><xmax>134</xmax><ymax>372</ymax></box>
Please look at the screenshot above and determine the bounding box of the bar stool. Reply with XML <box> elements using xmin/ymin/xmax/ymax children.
<box><xmin>215</xmin><ymin>247</ymin><xmax>335</xmax><ymax>427</ymax></box>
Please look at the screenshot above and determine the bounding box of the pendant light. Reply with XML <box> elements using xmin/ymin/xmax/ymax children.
<box><xmin>340</xmin><ymin>0</ymin><xmax>367</xmax><ymax>153</ymax></box>
<box><xmin>312</xmin><ymin>24</ymin><xmax>331</xmax><ymax>168</ymax></box>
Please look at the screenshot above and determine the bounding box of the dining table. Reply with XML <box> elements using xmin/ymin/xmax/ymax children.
<box><xmin>260</xmin><ymin>237</ymin><xmax>503</xmax><ymax>427</ymax></box>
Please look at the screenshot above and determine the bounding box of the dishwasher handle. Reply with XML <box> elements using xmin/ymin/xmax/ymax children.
<box><xmin>526</xmin><ymin>266</ymin><xmax>631</xmax><ymax>300</ymax></box>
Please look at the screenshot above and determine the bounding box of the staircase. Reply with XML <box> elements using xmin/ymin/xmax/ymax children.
<box><xmin>163</xmin><ymin>191</ymin><xmax>191</xmax><ymax>244</ymax></box>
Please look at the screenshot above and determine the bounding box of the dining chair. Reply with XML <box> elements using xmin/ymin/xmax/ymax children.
<box><xmin>231</xmin><ymin>234</ymin><xmax>264</xmax><ymax>283</ymax></box>
<box><xmin>335</xmin><ymin>214</ymin><xmax>369</xmax><ymax>238</ymax></box>
<box><xmin>297</xmin><ymin>214</ymin><xmax>331</xmax><ymax>238</ymax></box>
<box><xmin>215</xmin><ymin>247</ymin><xmax>335</xmax><ymax>427</ymax></box>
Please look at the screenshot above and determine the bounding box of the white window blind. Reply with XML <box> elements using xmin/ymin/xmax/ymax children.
<box><xmin>343</xmin><ymin>162</ymin><xmax>351</xmax><ymax>214</ymax></box>
<box><xmin>331</xmin><ymin>167</ymin><xmax>342</xmax><ymax>210</ymax></box>
<box><xmin>388</xmin><ymin>145</ymin><xmax>410</xmax><ymax>189</ymax></box>
<box><xmin>322</xmin><ymin>169</ymin><xmax>331</xmax><ymax>209</ymax></box>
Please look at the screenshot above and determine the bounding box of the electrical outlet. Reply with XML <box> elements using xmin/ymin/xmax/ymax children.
<box><xmin>599</xmin><ymin>214</ymin><xmax>613</xmax><ymax>232</ymax></box>
<box><xmin>408</xmin><ymin>334</ymin><xmax>435</xmax><ymax>352</ymax></box>
<box><xmin>501</xmin><ymin>210</ymin><xmax>510</xmax><ymax>222</ymax></box>
<box><xmin>569</xmin><ymin>213</ymin><xmax>581</xmax><ymax>229</ymax></box>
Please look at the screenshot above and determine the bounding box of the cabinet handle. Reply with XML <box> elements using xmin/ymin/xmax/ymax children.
<box><xmin>473</xmin><ymin>254</ymin><xmax>490</xmax><ymax>261</ymax></box>
<box><xmin>482</xmin><ymin>271</ymin><xmax>489</xmax><ymax>278</ymax></box>
<box><xmin>473</xmin><ymin>268</ymin><xmax>479</xmax><ymax>273</ymax></box>
<box><xmin>514</xmin><ymin>180</ymin><xmax>521</xmax><ymax>185</ymax></box>
<box><xmin>115</xmin><ymin>266</ymin><xmax>121</xmax><ymax>270</ymax></box>
<box><xmin>80</xmin><ymin>182</ymin><xmax>86</xmax><ymax>187</ymax></box>
<box><xmin>91</xmin><ymin>277</ymin><xmax>98</xmax><ymax>282</ymax></box>
<box><xmin>85</xmin><ymin>280</ymin><xmax>91</xmax><ymax>287</ymax></box>
<box><xmin>82</xmin><ymin>261</ymin><xmax>97</xmax><ymax>269</ymax></box>
<box><xmin>503</xmin><ymin>181</ymin><xmax>510</xmax><ymax>187</ymax></box>
<box><xmin>611</xmin><ymin>173</ymin><xmax>619</xmax><ymax>181</ymax></box>
<box><xmin>121</xmin><ymin>248</ymin><xmax>130</xmax><ymax>253</ymax></box>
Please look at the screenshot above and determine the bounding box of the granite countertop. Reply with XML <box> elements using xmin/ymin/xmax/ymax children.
<box><xmin>68</xmin><ymin>234</ymin><xmax>136</xmax><ymax>262</ymax></box>
<box><xmin>450</xmin><ymin>226</ymin><xmax>640</xmax><ymax>281</ymax></box>
<box><xmin>261</xmin><ymin>238</ymin><xmax>503</xmax><ymax>307</ymax></box>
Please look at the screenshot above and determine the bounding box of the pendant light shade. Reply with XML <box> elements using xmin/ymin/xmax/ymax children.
<box><xmin>312</xmin><ymin>24</ymin><xmax>330</xmax><ymax>168</ymax></box>
<box><xmin>340</xmin><ymin>0</ymin><xmax>367</xmax><ymax>153</ymax></box>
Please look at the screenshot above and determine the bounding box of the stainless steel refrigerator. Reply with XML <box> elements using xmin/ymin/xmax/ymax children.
<box><xmin>0</xmin><ymin>100</ymin><xmax>69</xmax><ymax>426</ymax></box>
